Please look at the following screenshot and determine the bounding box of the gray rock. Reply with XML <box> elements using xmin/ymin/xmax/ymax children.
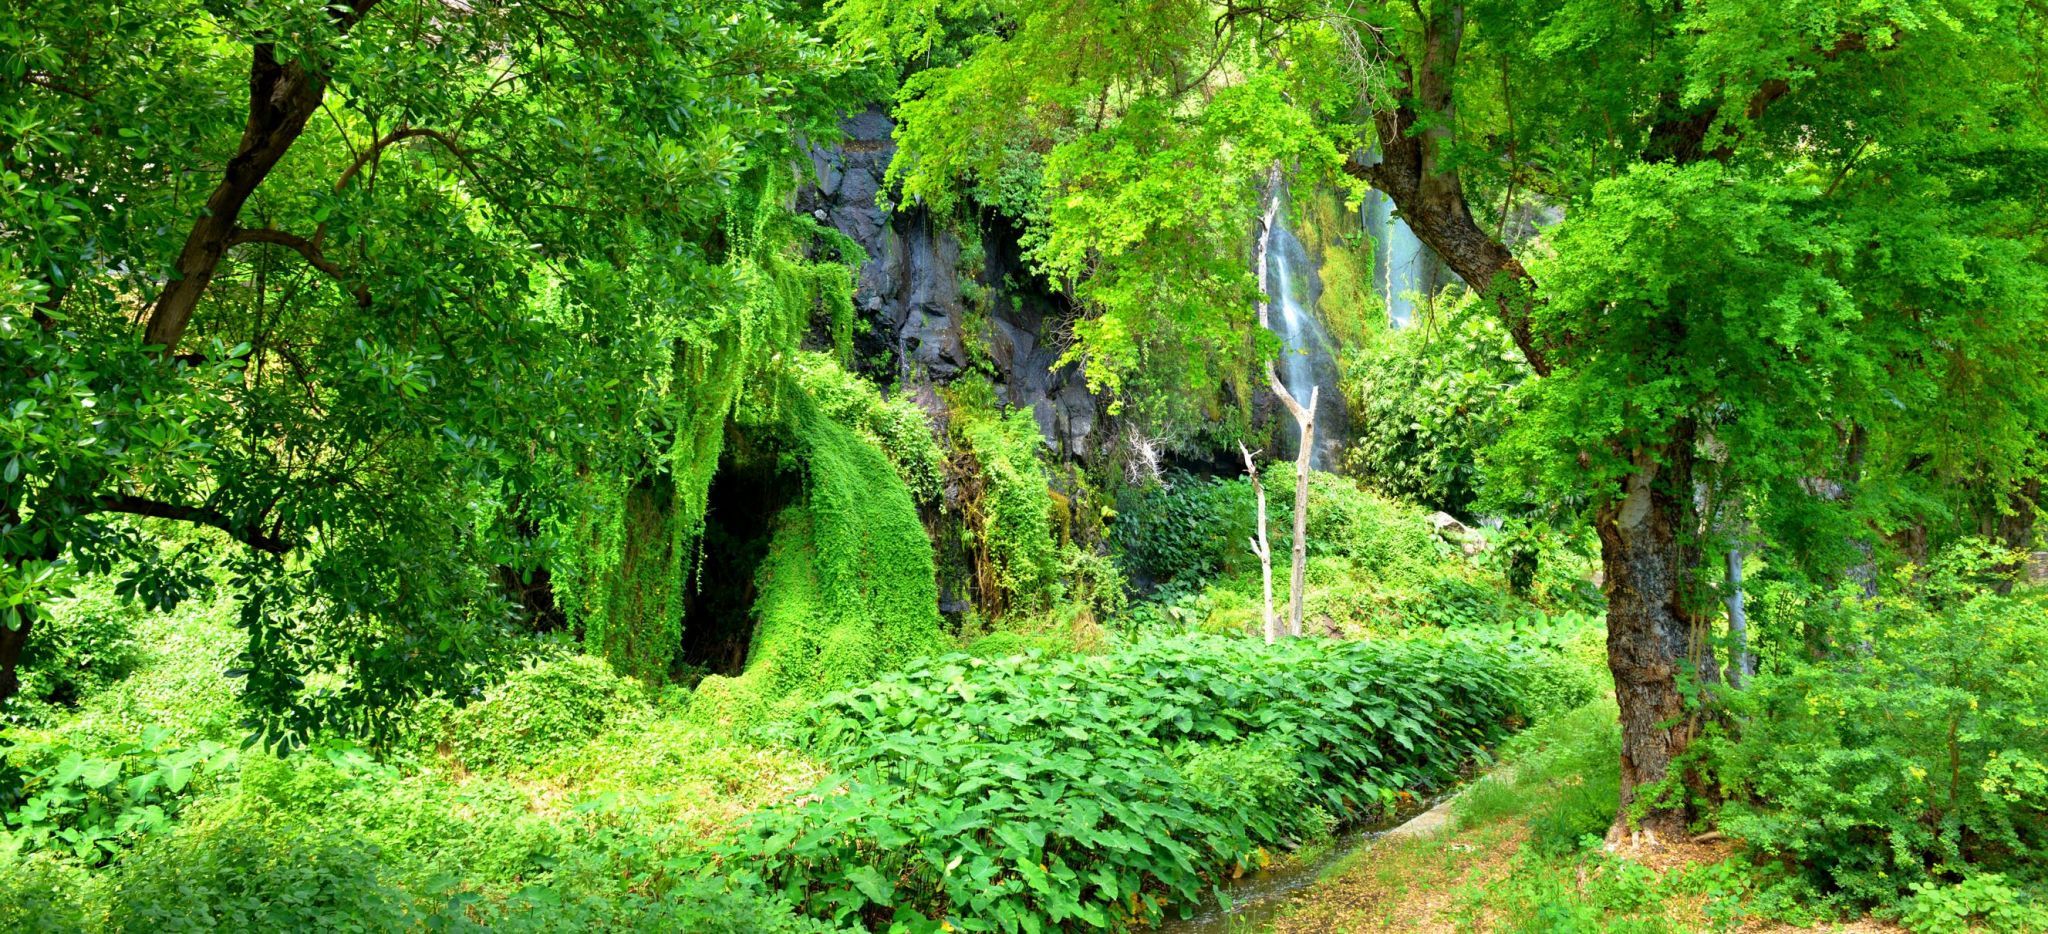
<box><xmin>798</xmin><ymin>105</ymin><xmax>1108</xmax><ymax>459</ymax></box>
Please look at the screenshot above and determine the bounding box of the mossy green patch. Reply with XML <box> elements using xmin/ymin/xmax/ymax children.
<box><xmin>955</xmin><ymin>408</ymin><xmax>1063</xmax><ymax>618</ymax></box>
<box><xmin>689</xmin><ymin>389</ymin><xmax>945</xmax><ymax>725</ymax></box>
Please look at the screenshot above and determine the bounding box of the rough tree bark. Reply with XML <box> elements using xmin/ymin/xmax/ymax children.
<box><xmin>1242</xmin><ymin>443</ymin><xmax>1279</xmax><ymax>644</ymax></box>
<box><xmin>1594</xmin><ymin>440</ymin><xmax>1715</xmax><ymax>843</ymax></box>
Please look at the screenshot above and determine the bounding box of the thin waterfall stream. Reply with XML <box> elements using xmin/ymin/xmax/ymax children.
<box><xmin>1260</xmin><ymin>202</ymin><xmax>1348</xmax><ymax>469</ymax></box>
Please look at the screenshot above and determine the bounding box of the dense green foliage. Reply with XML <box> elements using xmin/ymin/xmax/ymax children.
<box><xmin>956</xmin><ymin>409</ymin><xmax>1064</xmax><ymax>617</ymax></box>
<box><xmin>691</xmin><ymin>387</ymin><xmax>946</xmax><ymax>724</ymax></box>
<box><xmin>726</xmin><ymin>633</ymin><xmax>1533</xmax><ymax>930</ymax></box>
<box><xmin>448</xmin><ymin>653</ymin><xmax>645</xmax><ymax>771</ymax></box>
<box><xmin>2</xmin><ymin>0</ymin><xmax>2046</xmax><ymax>929</ymax></box>
<box><xmin>1114</xmin><ymin>469</ymin><xmax>1596</xmax><ymax>637</ymax></box>
<box><xmin>1344</xmin><ymin>303</ymin><xmax>1529</xmax><ymax>517</ymax></box>
<box><xmin>1708</xmin><ymin>555</ymin><xmax>2048</xmax><ymax>920</ymax></box>
<box><xmin>0</xmin><ymin>0</ymin><xmax>882</xmax><ymax>741</ymax></box>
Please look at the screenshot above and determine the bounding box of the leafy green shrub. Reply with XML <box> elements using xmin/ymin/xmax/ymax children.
<box><xmin>0</xmin><ymin>726</ymin><xmax>238</xmax><ymax>864</ymax></box>
<box><xmin>957</xmin><ymin>409</ymin><xmax>1063</xmax><ymax>615</ymax></box>
<box><xmin>1110</xmin><ymin>473</ymin><xmax>1248</xmax><ymax>586</ymax></box>
<box><xmin>104</xmin><ymin>805</ymin><xmax>420</xmax><ymax>932</ymax></box>
<box><xmin>1454</xmin><ymin>612</ymin><xmax>1607</xmax><ymax>721</ymax></box>
<box><xmin>1709</xmin><ymin>580</ymin><xmax>2048</xmax><ymax>913</ymax></box>
<box><xmin>726</xmin><ymin>633</ymin><xmax>1527</xmax><ymax>930</ymax></box>
<box><xmin>1342</xmin><ymin>296</ymin><xmax>1530</xmax><ymax>517</ymax></box>
<box><xmin>1178</xmin><ymin>739</ymin><xmax>1334</xmax><ymax>844</ymax></box>
<box><xmin>58</xmin><ymin>585</ymin><xmax>245</xmax><ymax>746</ymax></box>
<box><xmin>453</xmin><ymin>653</ymin><xmax>647</xmax><ymax>770</ymax></box>
<box><xmin>1900</xmin><ymin>874</ymin><xmax>2048</xmax><ymax>934</ymax></box>
<box><xmin>448</xmin><ymin>875</ymin><xmax>855</xmax><ymax>933</ymax></box>
<box><xmin>7</xmin><ymin>587</ymin><xmax>144</xmax><ymax>726</ymax></box>
<box><xmin>0</xmin><ymin>853</ymin><xmax>90</xmax><ymax>933</ymax></box>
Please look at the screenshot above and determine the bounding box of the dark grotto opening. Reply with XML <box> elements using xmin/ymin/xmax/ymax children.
<box><xmin>677</xmin><ymin>440</ymin><xmax>800</xmax><ymax>679</ymax></box>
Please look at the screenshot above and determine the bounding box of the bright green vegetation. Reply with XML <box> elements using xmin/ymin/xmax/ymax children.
<box><xmin>1114</xmin><ymin>468</ymin><xmax>1600</xmax><ymax>635</ymax></box>
<box><xmin>4</xmin><ymin>0</ymin><xmax>2048</xmax><ymax>931</ymax></box>
<box><xmin>729</xmin><ymin>634</ymin><xmax>1538</xmax><ymax>930</ymax></box>
<box><xmin>2</xmin><ymin>577</ymin><xmax>1577</xmax><ymax>931</ymax></box>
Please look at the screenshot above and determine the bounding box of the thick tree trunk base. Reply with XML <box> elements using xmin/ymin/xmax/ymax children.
<box><xmin>1597</xmin><ymin>450</ymin><xmax>1715</xmax><ymax>843</ymax></box>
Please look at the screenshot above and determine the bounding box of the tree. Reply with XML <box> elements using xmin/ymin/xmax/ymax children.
<box><xmin>0</xmin><ymin>0</ymin><xmax>859</xmax><ymax>737</ymax></box>
<box><xmin>832</xmin><ymin>0</ymin><xmax>2048</xmax><ymax>840</ymax></box>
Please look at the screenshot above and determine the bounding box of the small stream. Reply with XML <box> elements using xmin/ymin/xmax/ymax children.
<box><xmin>1159</xmin><ymin>796</ymin><xmax>1445</xmax><ymax>933</ymax></box>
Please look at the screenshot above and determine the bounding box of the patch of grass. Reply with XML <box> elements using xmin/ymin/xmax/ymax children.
<box><xmin>1456</xmin><ymin>698</ymin><xmax>1621</xmax><ymax>854</ymax></box>
<box><xmin>1274</xmin><ymin>699</ymin><xmax>1781</xmax><ymax>933</ymax></box>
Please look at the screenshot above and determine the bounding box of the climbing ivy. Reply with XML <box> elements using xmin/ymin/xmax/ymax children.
<box><xmin>547</xmin><ymin>172</ymin><xmax>867</xmax><ymax>688</ymax></box>
<box><xmin>690</xmin><ymin>385</ymin><xmax>946</xmax><ymax>724</ymax></box>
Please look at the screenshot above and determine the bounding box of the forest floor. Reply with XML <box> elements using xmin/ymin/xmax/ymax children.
<box><xmin>1263</xmin><ymin>704</ymin><xmax>1905</xmax><ymax>934</ymax></box>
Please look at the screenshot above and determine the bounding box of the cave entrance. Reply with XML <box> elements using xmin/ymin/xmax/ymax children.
<box><xmin>678</xmin><ymin>442</ymin><xmax>798</xmax><ymax>678</ymax></box>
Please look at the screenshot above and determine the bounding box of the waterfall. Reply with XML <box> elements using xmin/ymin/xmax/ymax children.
<box><xmin>1361</xmin><ymin>189</ymin><xmax>1446</xmax><ymax>331</ymax></box>
<box><xmin>1260</xmin><ymin>206</ymin><xmax>1347</xmax><ymax>470</ymax></box>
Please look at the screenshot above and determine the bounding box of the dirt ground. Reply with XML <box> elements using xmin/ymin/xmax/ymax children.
<box><xmin>1267</xmin><ymin>816</ymin><xmax>1904</xmax><ymax>933</ymax></box>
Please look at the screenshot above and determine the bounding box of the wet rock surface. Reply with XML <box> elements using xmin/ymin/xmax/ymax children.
<box><xmin>798</xmin><ymin>107</ymin><xmax>1104</xmax><ymax>459</ymax></box>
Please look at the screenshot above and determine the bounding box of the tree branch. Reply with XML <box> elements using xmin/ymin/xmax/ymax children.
<box><xmin>228</xmin><ymin>227</ymin><xmax>371</xmax><ymax>306</ymax></box>
<box><xmin>95</xmin><ymin>495</ymin><xmax>296</xmax><ymax>555</ymax></box>
<box><xmin>140</xmin><ymin>0</ymin><xmax>384</xmax><ymax>355</ymax></box>
<box><xmin>331</xmin><ymin>126</ymin><xmax>478</xmax><ymax>194</ymax></box>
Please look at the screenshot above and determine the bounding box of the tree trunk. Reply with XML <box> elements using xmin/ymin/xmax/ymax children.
<box><xmin>1725</xmin><ymin>548</ymin><xmax>1751</xmax><ymax>689</ymax></box>
<box><xmin>1269</xmin><ymin>376</ymin><xmax>1316</xmax><ymax>638</ymax></box>
<box><xmin>1241</xmin><ymin>444</ymin><xmax>1278</xmax><ymax>644</ymax></box>
<box><xmin>144</xmin><ymin>45</ymin><xmax>333</xmax><ymax>354</ymax></box>
<box><xmin>1597</xmin><ymin>445</ymin><xmax>1715</xmax><ymax>844</ymax></box>
<box><xmin>1288</xmin><ymin>397</ymin><xmax>1313</xmax><ymax>637</ymax></box>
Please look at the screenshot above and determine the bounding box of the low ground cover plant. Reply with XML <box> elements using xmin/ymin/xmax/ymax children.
<box><xmin>723</xmin><ymin>633</ymin><xmax>1539</xmax><ymax>931</ymax></box>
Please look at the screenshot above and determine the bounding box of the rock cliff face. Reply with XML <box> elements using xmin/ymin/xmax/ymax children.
<box><xmin>798</xmin><ymin>108</ymin><xmax>1103</xmax><ymax>460</ymax></box>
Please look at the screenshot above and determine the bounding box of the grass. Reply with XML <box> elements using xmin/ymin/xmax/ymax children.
<box><xmin>1266</xmin><ymin>701</ymin><xmax>1906</xmax><ymax>933</ymax></box>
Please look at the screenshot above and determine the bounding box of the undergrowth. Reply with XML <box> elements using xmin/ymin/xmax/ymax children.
<box><xmin>721</xmin><ymin>633</ymin><xmax>1540</xmax><ymax>931</ymax></box>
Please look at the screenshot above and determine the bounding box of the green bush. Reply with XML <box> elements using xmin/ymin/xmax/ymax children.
<box><xmin>1342</xmin><ymin>299</ymin><xmax>1529</xmax><ymax>517</ymax></box>
<box><xmin>448</xmin><ymin>876</ymin><xmax>854</xmax><ymax>933</ymax></box>
<box><xmin>725</xmin><ymin>633</ymin><xmax>1528</xmax><ymax>931</ymax></box>
<box><xmin>453</xmin><ymin>653</ymin><xmax>648</xmax><ymax>770</ymax></box>
<box><xmin>957</xmin><ymin>409</ymin><xmax>1064</xmax><ymax>615</ymax></box>
<box><xmin>0</xmin><ymin>853</ymin><xmax>90</xmax><ymax>932</ymax></box>
<box><xmin>0</xmin><ymin>725</ymin><xmax>238</xmax><ymax>864</ymax></box>
<box><xmin>1110</xmin><ymin>473</ymin><xmax>1248</xmax><ymax>586</ymax></box>
<box><xmin>6</xmin><ymin>587</ymin><xmax>145</xmax><ymax>726</ymax></box>
<box><xmin>1900</xmin><ymin>874</ymin><xmax>2048</xmax><ymax>934</ymax></box>
<box><xmin>104</xmin><ymin>808</ymin><xmax>420</xmax><ymax>932</ymax></box>
<box><xmin>1709</xmin><ymin>578</ymin><xmax>2048</xmax><ymax>914</ymax></box>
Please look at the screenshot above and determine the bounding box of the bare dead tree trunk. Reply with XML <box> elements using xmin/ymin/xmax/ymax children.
<box><xmin>1241</xmin><ymin>443</ymin><xmax>1278</xmax><ymax>644</ymax></box>
<box><xmin>1276</xmin><ymin>382</ymin><xmax>1315</xmax><ymax>637</ymax></box>
<box><xmin>1254</xmin><ymin>172</ymin><xmax>1314</xmax><ymax>638</ymax></box>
